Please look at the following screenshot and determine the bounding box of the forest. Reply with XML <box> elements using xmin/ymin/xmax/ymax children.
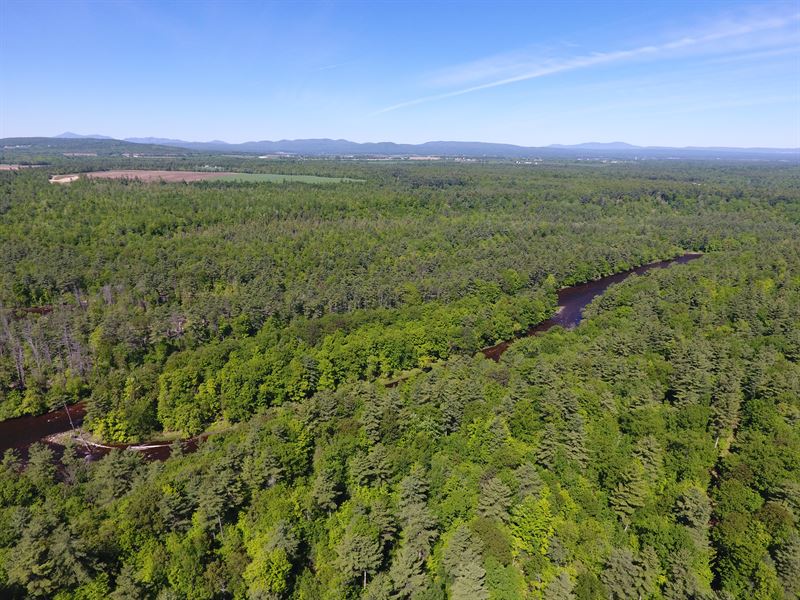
<box><xmin>0</xmin><ymin>159</ymin><xmax>798</xmax><ymax>599</ymax></box>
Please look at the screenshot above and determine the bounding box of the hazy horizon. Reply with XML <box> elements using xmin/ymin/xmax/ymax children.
<box><xmin>2</xmin><ymin>0</ymin><xmax>799</xmax><ymax>147</ymax></box>
<box><xmin>14</xmin><ymin>132</ymin><xmax>796</xmax><ymax>151</ymax></box>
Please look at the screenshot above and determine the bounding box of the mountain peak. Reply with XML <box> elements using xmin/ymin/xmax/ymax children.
<box><xmin>548</xmin><ymin>141</ymin><xmax>640</xmax><ymax>150</ymax></box>
<box><xmin>55</xmin><ymin>132</ymin><xmax>114</xmax><ymax>140</ymax></box>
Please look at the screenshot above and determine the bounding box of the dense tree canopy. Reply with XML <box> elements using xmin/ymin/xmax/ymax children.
<box><xmin>0</xmin><ymin>159</ymin><xmax>798</xmax><ymax>598</ymax></box>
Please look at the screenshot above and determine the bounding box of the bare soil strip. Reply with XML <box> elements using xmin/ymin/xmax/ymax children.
<box><xmin>50</xmin><ymin>174</ymin><xmax>81</xmax><ymax>184</ymax></box>
<box><xmin>51</xmin><ymin>170</ymin><xmax>235</xmax><ymax>183</ymax></box>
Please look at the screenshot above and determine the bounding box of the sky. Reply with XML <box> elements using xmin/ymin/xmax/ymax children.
<box><xmin>1</xmin><ymin>0</ymin><xmax>799</xmax><ymax>147</ymax></box>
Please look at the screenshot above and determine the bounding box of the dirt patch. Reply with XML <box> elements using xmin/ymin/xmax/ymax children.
<box><xmin>50</xmin><ymin>170</ymin><xmax>234</xmax><ymax>183</ymax></box>
<box><xmin>50</xmin><ymin>174</ymin><xmax>81</xmax><ymax>184</ymax></box>
<box><xmin>87</xmin><ymin>170</ymin><xmax>235</xmax><ymax>182</ymax></box>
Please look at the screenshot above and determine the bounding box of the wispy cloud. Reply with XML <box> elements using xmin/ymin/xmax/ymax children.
<box><xmin>373</xmin><ymin>12</ymin><xmax>800</xmax><ymax>115</ymax></box>
<box><xmin>424</xmin><ymin>44</ymin><xmax>575</xmax><ymax>88</ymax></box>
<box><xmin>312</xmin><ymin>61</ymin><xmax>356</xmax><ymax>72</ymax></box>
<box><xmin>701</xmin><ymin>45</ymin><xmax>800</xmax><ymax>65</ymax></box>
<box><xmin>524</xmin><ymin>93</ymin><xmax>800</xmax><ymax>123</ymax></box>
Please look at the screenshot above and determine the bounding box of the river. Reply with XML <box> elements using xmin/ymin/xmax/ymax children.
<box><xmin>0</xmin><ymin>252</ymin><xmax>702</xmax><ymax>461</ymax></box>
<box><xmin>482</xmin><ymin>252</ymin><xmax>702</xmax><ymax>360</ymax></box>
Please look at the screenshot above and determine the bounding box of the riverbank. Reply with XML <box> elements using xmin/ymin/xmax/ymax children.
<box><xmin>0</xmin><ymin>252</ymin><xmax>703</xmax><ymax>462</ymax></box>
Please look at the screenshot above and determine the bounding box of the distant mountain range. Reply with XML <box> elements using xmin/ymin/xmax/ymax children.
<box><xmin>548</xmin><ymin>142</ymin><xmax>640</xmax><ymax>150</ymax></box>
<box><xmin>55</xmin><ymin>132</ymin><xmax>115</xmax><ymax>140</ymax></box>
<box><xmin>65</xmin><ymin>133</ymin><xmax>800</xmax><ymax>157</ymax></box>
<box><xmin>2</xmin><ymin>133</ymin><xmax>797</xmax><ymax>160</ymax></box>
<box><xmin>1</xmin><ymin>137</ymin><xmax>194</xmax><ymax>157</ymax></box>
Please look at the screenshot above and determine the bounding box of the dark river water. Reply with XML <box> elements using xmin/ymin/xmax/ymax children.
<box><xmin>481</xmin><ymin>252</ymin><xmax>702</xmax><ymax>360</ymax></box>
<box><xmin>0</xmin><ymin>398</ymin><xmax>187</xmax><ymax>461</ymax></box>
<box><xmin>0</xmin><ymin>252</ymin><xmax>701</xmax><ymax>461</ymax></box>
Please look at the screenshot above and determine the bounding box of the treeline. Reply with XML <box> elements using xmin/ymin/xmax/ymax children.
<box><xmin>0</xmin><ymin>240</ymin><xmax>797</xmax><ymax>599</ymax></box>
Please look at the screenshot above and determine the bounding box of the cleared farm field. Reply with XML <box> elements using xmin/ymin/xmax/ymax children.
<box><xmin>50</xmin><ymin>170</ymin><xmax>360</xmax><ymax>184</ymax></box>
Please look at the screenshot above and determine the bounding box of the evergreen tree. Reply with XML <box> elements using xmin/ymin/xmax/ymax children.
<box><xmin>111</xmin><ymin>563</ymin><xmax>147</xmax><ymax>600</ymax></box>
<box><xmin>514</xmin><ymin>463</ymin><xmax>544</xmax><ymax>499</ymax></box>
<box><xmin>398</xmin><ymin>465</ymin><xmax>429</xmax><ymax>510</ymax></box>
<box><xmin>60</xmin><ymin>438</ymin><xmax>86</xmax><ymax>486</ymax></box>
<box><xmin>609</xmin><ymin>460</ymin><xmax>648</xmax><ymax>527</ymax></box>
<box><xmin>663</xmin><ymin>549</ymin><xmax>710</xmax><ymax>600</ymax></box>
<box><xmin>774</xmin><ymin>533</ymin><xmax>800</xmax><ymax>598</ymax></box>
<box><xmin>6</xmin><ymin>510</ymin><xmax>88</xmax><ymax>598</ymax></box>
<box><xmin>360</xmin><ymin>386</ymin><xmax>383</xmax><ymax>445</ymax></box>
<box><xmin>390</xmin><ymin>467</ymin><xmax>437</xmax><ymax>598</ymax></box>
<box><xmin>633</xmin><ymin>435</ymin><xmax>664</xmax><ymax>485</ymax></box>
<box><xmin>159</xmin><ymin>482</ymin><xmax>193</xmax><ymax>533</ymax></box>
<box><xmin>563</xmin><ymin>411</ymin><xmax>588</xmax><ymax>467</ymax></box>
<box><xmin>89</xmin><ymin>448</ymin><xmax>144</xmax><ymax>506</ymax></box>
<box><xmin>675</xmin><ymin>486</ymin><xmax>712</xmax><ymax>533</ymax></box>
<box><xmin>25</xmin><ymin>442</ymin><xmax>55</xmax><ymax>490</ymax></box>
<box><xmin>312</xmin><ymin>465</ymin><xmax>344</xmax><ymax>513</ymax></box>
<box><xmin>443</xmin><ymin>525</ymin><xmax>489</xmax><ymax>600</ymax></box>
<box><xmin>440</xmin><ymin>374</ymin><xmax>479</xmax><ymax>435</ymax></box>
<box><xmin>477</xmin><ymin>476</ymin><xmax>512</xmax><ymax>522</ymax></box>
<box><xmin>336</xmin><ymin>514</ymin><xmax>383</xmax><ymax>590</ymax></box>
<box><xmin>668</xmin><ymin>339</ymin><xmax>713</xmax><ymax>407</ymax></box>
<box><xmin>545</xmin><ymin>570</ymin><xmax>576</xmax><ymax>600</ymax></box>
<box><xmin>536</xmin><ymin>423</ymin><xmax>560</xmax><ymax>470</ymax></box>
<box><xmin>601</xmin><ymin>546</ymin><xmax>659</xmax><ymax>600</ymax></box>
<box><xmin>711</xmin><ymin>367</ymin><xmax>742</xmax><ymax>448</ymax></box>
<box><xmin>349</xmin><ymin>444</ymin><xmax>391</xmax><ymax>488</ymax></box>
<box><xmin>772</xmin><ymin>481</ymin><xmax>800</xmax><ymax>518</ymax></box>
<box><xmin>363</xmin><ymin>572</ymin><xmax>393</xmax><ymax>600</ymax></box>
<box><xmin>574</xmin><ymin>571</ymin><xmax>605</xmax><ymax>600</ymax></box>
<box><xmin>601</xmin><ymin>548</ymin><xmax>639</xmax><ymax>600</ymax></box>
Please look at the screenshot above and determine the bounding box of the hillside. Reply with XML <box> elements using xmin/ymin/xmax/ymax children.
<box><xmin>1</xmin><ymin>137</ymin><xmax>196</xmax><ymax>159</ymax></box>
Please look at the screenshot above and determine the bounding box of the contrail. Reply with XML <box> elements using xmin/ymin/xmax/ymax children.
<box><xmin>372</xmin><ymin>13</ymin><xmax>800</xmax><ymax>115</ymax></box>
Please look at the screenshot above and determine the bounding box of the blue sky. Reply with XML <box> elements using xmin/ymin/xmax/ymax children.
<box><xmin>1</xmin><ymin>0</ymin><xmax>799</xmax><ymax>147</ymax></box>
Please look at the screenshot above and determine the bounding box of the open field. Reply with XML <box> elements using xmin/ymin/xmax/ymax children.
<box><xmin>49</xmin><ymin>174</ymin><xmax>81</xmax><ymax>184</ymax></box>
<box><xmin>49</xmin><ymin>169</ymin><xmax>359</xmax><ymax>184</ymax></box>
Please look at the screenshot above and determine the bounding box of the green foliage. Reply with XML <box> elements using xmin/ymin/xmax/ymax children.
<box><xmin>4</xmin><ymin>509</ymin><xmax>89</xmax><ymax>598</ymax></box>
<box><xmin>774</xmin><ymin>533</ymin><xmax>800</xmax><ymax>598</ymax></box>
<box><xmin>510</xmin><ymin>488</ymin><xmax>556</xmax><ymax>556</ymax></box>
<box><xmin>608</xmin><ymin>460</ymin><xmax>648</xmax><ymax>526</ymax></box>
<box><xmin>1</xmin><ymin>161</ymin><xmax>799</xmax><ymax>599</ymax></box>
<box><xmin>443</xmin><ymin>525</ymin><xmax>489</xmax><ymax>600</ymax></box>
<box><xmin>601</xmin><ymin>546</ymin><xmax>659</xmax><ymax>600</ymax></box>
<box><xmin>477</xmin><ymin>476</ymin><xmax>513</xmax><ymax>522</ymax></box>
